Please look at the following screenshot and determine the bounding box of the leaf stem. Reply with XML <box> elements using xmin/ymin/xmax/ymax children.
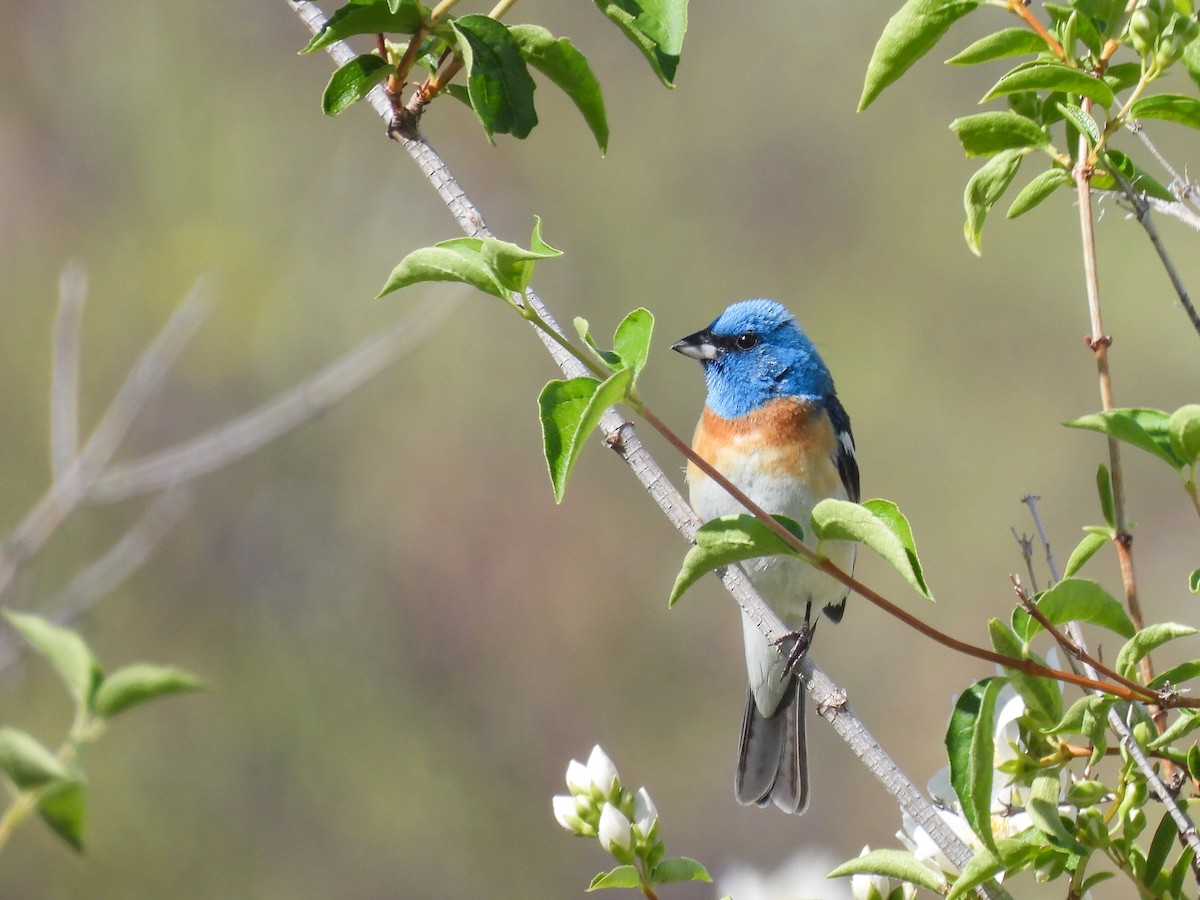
<box><xmin>1007</xmin><ymin>0</ymin><xmax>1067</xmax><ymax>60</ymax></box>
<box><xmin>426</xmin><ymin>0</ymin><xmax>460</xmax><ymax>26</ymax></box>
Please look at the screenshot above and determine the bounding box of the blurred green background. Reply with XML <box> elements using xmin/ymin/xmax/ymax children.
<box><xmin>1</xmin><ymin>2</ymin><xmax>1197</xmax><ymax>897</ymax></box>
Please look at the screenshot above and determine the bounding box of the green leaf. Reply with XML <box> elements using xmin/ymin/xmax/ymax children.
<box><xmin>1171</xmin><ymin>846</ymin><xmax>1196</xmax><ymax>897</ymax></box>
<box><xmin>1147</xmin><ymin>709</ymin><xmax>1200</xmax><ymax>749</ymax></box>
<box><xmin>984</xmin><ymin>62</ymin><xmax>1115</xmax><ymax>107</ymax></box>
<box><xmin>92</xmin><ymin>664</ymin><xmax>204</xmax><ymax>719</ymax></box>
<box><xmin>1007</xmin><ymin>167</ymin><xmax>1073</xmax><ymax>218</ymax></box>
<box><xmin>575</xmin><ymin>318</ymin><xmax>623</xmax><ymax>370</ymax></box>
<box><xmin>612</xmin><ymin>308</ymin><xmax>654</xmax><ymax>379</ymax></box>
<box><xmin>1129</xmin><ymin>93</ymin><xmax>1200</xmax><ymax>130</ymax></box>
<box><xmin>1116</xmin><ymin>623</ymin><xmax>1199</xmax><ymax>679</ymax></box>
<box><xmin>1056</xmin><ymin>100</ymin><xmax>1101</xmax><ymax>145</ymax></box>
<box><xmin>1190</xmin><ymin>568</ymin><xmax>1200</xmax><ymax>593</ymax></box>
<box><xmin>670</xmin><ymin>515</ymin><xmax>805</xmax><ymax>607</ymax></box>
<box><xmin>302</xmin><ymin>0</ymin><xmax>425</xmax><ymax>54</ymax></box>
<box><xmin>480</xmin><ymin>228</ymin><xmax>562</xmax><ymax>294</ymax></box>
<box><xmin>593</xmin><ymin>0</ymin><xmax>687</xmax><ymax>87</ymax></box>
<box><xmin>811</xmin><ymin>498</ymin><xmax>932</xmax><ymax>599</ymax></box>
<box><xmin>827</xmin><ymin>849</ymin><xmax>947</xmax><ymax>893</ymax></box>
<box><xmin>509</xmin><ymin>25</ymin><xmax>609</xmax><ymax>153</ymax></box>
<box><xmin>588</xmin><ymin>864</ymin><xmax>642</xmax><ymax>890</ymax></box>
<box><xmin>539</xmin><ymin>370</ymin><xmax>633</xmax><ymax>503</ymax></box>
<box><xmin>378</xmin><ymin>239</ymin><xmax>506</xmax><ymax>299</ymax></box>
<box><xmin>1096</xmin><ymin>463</ymin><xmax>1116</xmax><ymax>528</ymax></box>
<box><xmin>1028</xmin><ymin>769</ymin><xmax>1087</xmax><ymax>853</ymax></box>
<box><xmin>1145</xmin><ymin>814</ymin><xmax>1178</xmax><ymax>888</ymax></box>
<box><xmin>950</xmin><ymin>111</ymin><xmax>1048</xmax><ymax>156</ymax></box>
<box><xmin>38</xmin><ymin>779</ymin><xmax>85</xmax><ymax>852</ymax></box>
<box><xmin>989</xmin><ymin>619</ymin><xmax>1062</xmax><ymax>724</ymax></box>
<box><xmin>4</xmin><ymin>612</ymin><xmax>101</xmax><ymax>709</ymax></box>
<box><xmin>1168</xmin><ymin>404</ymin><xmax>1200</xmax><ymax>465</ymax></box>
<box><xmin>1094</xmin><ymin>149</ymin><xmax>1176</xmax><ymax>201</ymax></box>
<box><xmin>0</xmin><ymin>727</ymin><xmax>70</xmax><ymax>790</ymax></box>
<box><xmin>1011</xmin><ymin>577</ymin><xmax>1136</xmax><ymax>642</ymax></box>
<box><xmin>1066</xmin><ymin>408</ymin><xmax>1183</xmax><ymax>468</ymax></box>
<box><xmin>860</xmin><ymin>0</ymin><xmax>981</xmax><ymax>110</ymax></box>
<box><xmin>1103</xmin><ymin>62</ymin><xmax>1145</xmax><ymax>93</ymax></box>
<box><xmin>946</xmin><ymin>676</ymin><xmax>1003</xmax><ymax>851</ymax></box>
<box><xmin>1062</xmin><ymin>529</ymin><xmax>1109</xmax><ymax>578</ymax></box>
<box><xmin>451</xmin><ymin>15</ymin><xmax>538</xmax><ymax>141</ymax></box>
<box><xmin>1149</xmin><ymin>660</ymin><xmax>1200</xmax><ymax>690</ymax></box>
<box><xmin>945</xmin><ymin>842</ymin><xmax>1023</xmax><ymax>900</ymax></box>
<box><xmin>963</xmin><ymin>148</ymin><xmax>1023</xmax><ymax>255</ymax></box>
<box><xmin>651</xmin><ymin>857</ymin><xmax>712</xmax><ymax>884</ymax></box>
<box><xmin>947</xmin><ymin>27</ymin><xmax>1049</xmax><ymax>64</ymax></box>
<box><xmin>1185</xmin><ymin>32</ymin><xmax>1200</xmax><ymax>91</ymax></box>
<box><xmin>322</xmin><ymin>54</ymin><xmax>391</xmax><ymax>116</ymax></box>
<box><xmin>1045</xmin><ymin>695</ymin><xmax>1112</xmax><ymax>767</ymax></box>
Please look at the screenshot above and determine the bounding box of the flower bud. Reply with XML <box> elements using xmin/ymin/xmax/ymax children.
<box><xmin>1130</xmin><ymin>7</ymin><xmax>1161</xmax><ymax>54</ymax></box>
<box><xmin>553</xmin><ymin>794</ymin><xmax>586</xmax><ymax>834</ymax></box>
<box><xmin>632</xmin><ymin>787</ymin><xmax>658</xmax><ymax>838</ymax></box>
<box><xmin>565</xmin><ymin>759</ymin><xmax>591</xmax><ymax>796</ymax></box>
<box><xmin>597</xmin><ymin>802</ymin><xmax>633</xmax><ymax>854</ymax></box>
<box><xmin>586</xmin><ymin>745</ymin><xmax>621</xmax><ymax>801</ymax></box>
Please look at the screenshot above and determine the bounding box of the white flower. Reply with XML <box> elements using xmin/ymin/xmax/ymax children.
<box><xmin>553</xmin><ymin>794</ymin><xmax>584</xmax><ymax>833</ymax></box>
<box><xmin>597</xmin><ymin>802</ymin><xmax>632</xmax><ymax>854</ymax></box>
<box><xmin>897</xmin><ymin>807</ymin><xmax>982</xmax><ymax>877</ymax></box>
<box><xmin>586</xmin><ymin>745</ymin><xmax>620</xmax><ymax>800</ymax></box>
<box><xmin>566</xmin><ymin>758</ymin><xmax>591</xmax><ymax>795</ymax></box>
<box><xmin>632</xmin><ymin>787</ymin><xmax>658</xmax><ymax>837</ymax></box>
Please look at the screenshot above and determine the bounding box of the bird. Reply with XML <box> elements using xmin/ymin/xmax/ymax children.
<box><xmin>672</xmin><ymin>299</ymin><xmax>859</xmax><ymax>814</ymax></box>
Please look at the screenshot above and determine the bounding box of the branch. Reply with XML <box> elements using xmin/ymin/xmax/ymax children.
<box><xmin>89</xmin><ymin>293</ymin><xmax>456</xmax><ymax>502</ymax></box>
<box><xmin>51</xmin><ymin>263</ymin><xmax>87</xmax><ymax>478</ymax></box>
<box><xmin>285</xmin><ymin>1</ymin><xmax>1014</xmax><ymax>889</ymax></box>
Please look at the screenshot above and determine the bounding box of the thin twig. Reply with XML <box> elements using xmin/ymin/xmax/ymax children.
<box><xmin>0</xmin><ymin>490</ymin><xmax>191</xmax><ymax>674</ymax></box>
<box><xmin>0</xmin><ymin>284</ymin><xmax>211</xmax><ymax>602</ymax></box>
<box><xmin>1011</xmin><ymin>527</ymin><xmax>1038</xmax><ymax>593</ymax></box>
<box><xmin>51</xmin><ymin>263</ymin><xmax>87</xmax><ymax>478</ymax></box>
<box><xmin>1021</xmin><ymin>495</ymin><xmax>1059</xmax><ymax>586</ymax></box>
<box><xmin>89</xmin><ymin>294</ymin><xmax>457</xmax><ymax>502</ymax></box>
<box><xmin>1108</xmin><ymin>158</ymin><xmax>1200</xmax><ymax>337</ymax></box>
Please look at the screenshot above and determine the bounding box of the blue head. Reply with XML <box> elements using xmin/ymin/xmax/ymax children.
<box><xmin>672</xmin><ymin>299</ymin><xmax>834</xmax><ymax>419</ymax></box>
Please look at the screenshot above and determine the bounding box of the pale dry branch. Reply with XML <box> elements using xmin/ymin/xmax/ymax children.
<box><xmin>51</xmin><ymin>263</ymin><xmax>87</xmax><ymax>478</ymax></box>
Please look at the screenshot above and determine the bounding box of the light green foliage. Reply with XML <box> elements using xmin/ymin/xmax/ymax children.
<box><xmin>863</xmin><ymin>0</ymin><xmax>1200</xmax><ymax>249</ymax></box>
<box><xmin>827</xmin><ymin>848</ymin><xmax>947</xmax><ymax>893</ymax></box>
<box><xmin>452</xmin><ymin>15</ymin><xmax>538</xmax><ymax>140</ymax></box>
<box><xmin>0</xmin><ymin>613</ymin><xmax>201</xmax><ymax>854</ymax></box>
<box><xmin>323</xmin><ymin>53</ymin><xmax>392</xmax><ymax>114</ymax></box>
<box><xmin>811</xmin><ymin>498</ymin><xmax>932</xmax><ymax>599</ymax></box>
<box><xmin>945</xmin><ymin>677</ymin><xmax>1003</xmax><ymax>852</ymax></box>
<box><xmin>669</xmin><ymin>514</ymin><xmax>805</xmax><ymax>607</ymax></box>
<box><xmin>1009</xmin><ymin>577</ymin><xmax>1136</xmax><ymax>643</ymax></box>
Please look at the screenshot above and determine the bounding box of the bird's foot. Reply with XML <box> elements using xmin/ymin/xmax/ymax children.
<box><xmin>772</xmin><ymin>600</ymin><xmax>815</xmax><ymax>678</ymax></box>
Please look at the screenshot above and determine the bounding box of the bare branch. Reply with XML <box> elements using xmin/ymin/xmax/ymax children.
<box><xmin>89</xmin><ymin>294</ymin><xmax>457</xmax><ymax>502</ymax></box>
<box><xmin>0</xmin><ymin>490</ymin><xmax>192</xmax><ymax>675</ymax></box>
<box><xmin>51</xmin><ymin>263</ymin><xmax>87</xmax><ymax>477</ymax></box>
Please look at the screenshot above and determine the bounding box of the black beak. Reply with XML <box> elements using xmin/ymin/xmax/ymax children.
<box><xmin>671</xmin><ymin>328</ymin><xmax>720</xmax><ymax>361</ymax></box>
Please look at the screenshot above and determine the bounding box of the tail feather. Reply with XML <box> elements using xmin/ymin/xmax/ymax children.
<box><xmin>734</xmin><ymin>676</ymin><xmax>808</xmax><ymax>814</ymax></box>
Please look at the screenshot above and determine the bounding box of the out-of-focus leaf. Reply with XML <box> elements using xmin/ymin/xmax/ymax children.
<box><xmin>1007</xmin><ymin>167</ymin><xmax>1073</xmax><ymax>218</ymax></box>
<box><xmin>93</xmin><ymin>664</ymin><xmax>204</xmax><ymax>719</ymax></box>
<box><xmin>947</xmin><ymin>28</ymin><xmax>1048</xmax><ymax>64</ymax></box>
<box><xmin>963</xmin><ymin>148</ymin><xmax>1023</xmax><ymax>254</ymax></box>
<box><xmin>38</xmin><ymin>780</ymin><xmax>86</xmax><ymax>853</ymax></box>
<box><xmin>1061</xmin><ymin>529</ymin><xmax>1109</xmax><ymax>578</ymax></box>
<box><xmin>4</xmin><ymin>612</ymin><xmax>101</xmax><ymax>709</ymax></box>
<box><xmin>651</xmin><ymin>857</ymin><xmax>712</xmax><ymax>884</ymax></box>
<box><xmin>0</xmin><ymin>728</ymin><xmax>70</xmax><ymax>790</ymax></box>
<box><xmin>984</xmin><ymin>62</ymin><xmax>1115</xmax><ymax>107</ymax></box>
<box><xmin>950</xmin><ymin>111</ymin><xmax>1048</xmax><ymax>156</ymax></box>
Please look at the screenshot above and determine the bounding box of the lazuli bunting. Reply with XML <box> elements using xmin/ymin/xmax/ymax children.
<box><xmin>673</xmin><ymin>299</ymin><xmax>859</xmax><ymax>814</ymax></box>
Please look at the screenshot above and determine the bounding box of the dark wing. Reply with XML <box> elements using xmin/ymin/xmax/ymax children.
<box><xmin>825</xmin><ymin>395</ymin><xmax>859</xmax><ymax>503</ymax></box>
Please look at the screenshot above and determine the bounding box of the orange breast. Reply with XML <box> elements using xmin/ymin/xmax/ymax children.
<box><xmin>689</xmin><ymin>396</ymin><xmax>837</xmax><ymax>486</ymax></box>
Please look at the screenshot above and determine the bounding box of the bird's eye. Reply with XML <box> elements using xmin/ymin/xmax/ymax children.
<box><xmin>734</xmin><ymin>332</ymin><xmax>759</xmax><ymax>350</ymax></box>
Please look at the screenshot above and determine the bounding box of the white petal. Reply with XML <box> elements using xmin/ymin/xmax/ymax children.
<box><xmin>586</xmin><ymin>745</ymin><xmax>620</xmax><ymax>799</ymax></box>
<box><xmin>597</xmin><ymin>802</ymin><xmax>632</xmax><ymax>853</ymax></box>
